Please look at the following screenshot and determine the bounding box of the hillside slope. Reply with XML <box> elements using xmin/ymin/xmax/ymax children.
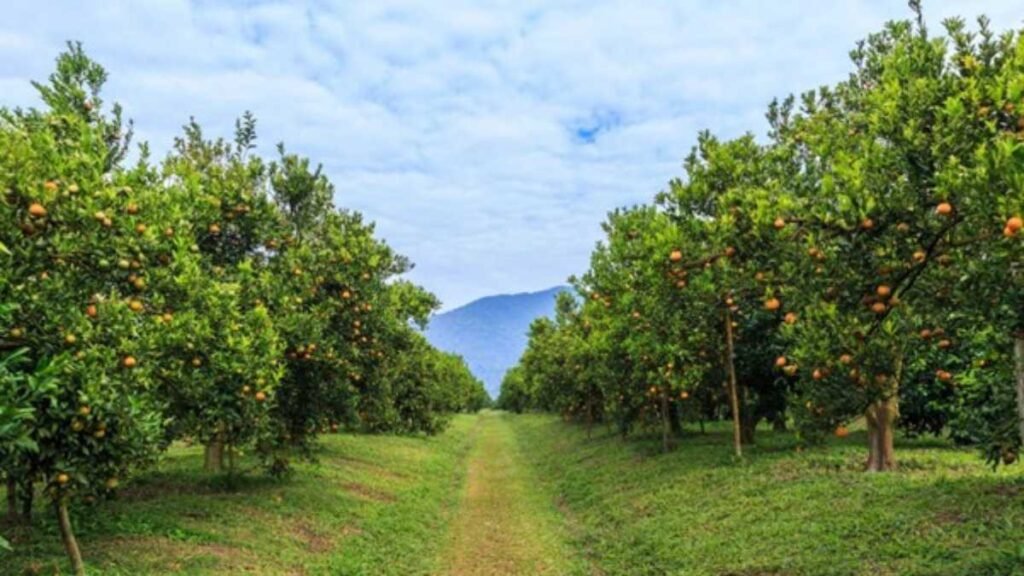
<box><xmin>425</xmin><ymin>286</ymin><xmax>567</xmax><ymax>397</ymax></box>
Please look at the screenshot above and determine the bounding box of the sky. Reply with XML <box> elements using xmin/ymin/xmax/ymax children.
<box><xmin>2</xmin><ymin>1</ymin><xmax>1022</xmax><ymax>310</ymax></box>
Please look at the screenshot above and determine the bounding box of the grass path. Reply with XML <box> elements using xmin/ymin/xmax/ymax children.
<box><xmin>439</xmin><ymin>411</ymin><xmax>586</xmax><ymax>576</ymax></box>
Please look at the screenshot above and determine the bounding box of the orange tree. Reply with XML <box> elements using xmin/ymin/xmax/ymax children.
<box><xmin>157</xmin><ymin>117</ymin><xmax>285</xmax><ymax>473</ymax></box>
<box><xmin>497</xmin><ymin>365</ymin><xmax>532</xmax><ymax>413</ymax></box>
<box><xmin>658</xmin><ymin>131</ymin><xmax>800</xmax><ymax>454</ymax></box>
<box><xmin>0</xmin><ymin>45</ymin><xmax>175</xmax><ymax>572</ymax></box>
<box><xmin>768</xmin><ymin>10</ymin><xmax>1024</xmax><ymax>471</ymax></box>
<box><xmin>355</xmin><ymin>280</ymin><xmax>454</xmax><ymax>434</ymax></box>
<box><xmin>937</xmin><ymin>15</ymin><xmax>1024</xmax><ymax>465</ymax></box>
<box><xmin>265</xmin><ymin>149</ymin><xmax>422</xmax><ymax>442</ymax></box>
<box><xmin>572</xmin><ymin>206</ymin><xmax>720</xmax><ymax>451</ymax></box>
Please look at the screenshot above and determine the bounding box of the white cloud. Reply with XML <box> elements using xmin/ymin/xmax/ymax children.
<box><xmin>2</xmin><ymin>0</ymin><xmax>1023</xmax><ymax>309</ymax></box>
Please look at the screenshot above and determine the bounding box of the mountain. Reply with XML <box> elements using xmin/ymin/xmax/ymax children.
<box><xmin>424</xmin><ymin>286</ymin><xmax>569</xmax><ymax>398</ymax></box>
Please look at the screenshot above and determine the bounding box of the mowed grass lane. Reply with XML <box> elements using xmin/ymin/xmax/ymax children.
<box><xmin>3</xmin><ymin>415</ymin><xmax>479</xmax><ymax>576</ymax></box>
<box><xmin>439</xmin><ymin>411</ymin><xmax>587</xmax><ymax>576</ymax></box>
<box><xmin>510</xmin><ymin>414</ymin><xmax>1024</xmax><ymax>576</ymax></box>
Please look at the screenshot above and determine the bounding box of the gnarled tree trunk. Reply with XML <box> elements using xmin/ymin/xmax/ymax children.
<box><xmin>864</xmin><ymin>396</ymin><xmax>898</xmax><ymax>472</ymax></box>
<box><xmin>55</xmin><ymin>500</ymin><xmax>85</xmax><ymax>576</ymax></box>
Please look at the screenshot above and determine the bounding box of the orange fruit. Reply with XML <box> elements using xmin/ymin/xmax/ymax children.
<box><xmin>764</xmin><ymin>298</ymin><xmax>781</xmax><ymax>311</ymax></box>
<box><xmin>28</xmin><ymin>202</ymin><xmax>47</xmax><ymax>217</ymax></box>
<box><xmin>122</xmin><ymin>356</ymin><xmax>137</xmax><ymax>368</ymax></box>
<box><xmin>1007</xmin><ymin>216</ymin><xmax>1023</xmax><ymax>233</ymax></box>
<box><xmin>936</xmin><ymin>202</ymin><xmax>953</xmax><ymax>216</ymax></box>
<box><xmin>669</xmin><ymin>249</ymin><xmax>682</xmax><ymax>262</ymax></box>
<box><xmin>835</xmin><ymin>426</ymin><xmax>849</xmax><ymax>438</ymax></box>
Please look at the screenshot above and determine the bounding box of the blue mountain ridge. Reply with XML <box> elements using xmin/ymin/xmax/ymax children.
<box><xmin>423</xmin><ymin>286</ymin><xmax>569</xmax><ymax>398</ymax></box>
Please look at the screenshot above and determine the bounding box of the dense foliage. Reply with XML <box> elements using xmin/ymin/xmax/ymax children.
<box><xmin>501</xmin><ymin>7</ymin><xmax>1023</xmax><ymax>472</ymax></box>
<box><xmin>0</xmin><ymin>44</ymin><xmax>486</xmax><ymax>574</ymax></box>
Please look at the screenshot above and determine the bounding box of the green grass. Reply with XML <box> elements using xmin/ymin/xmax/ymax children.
<box><xmin>6</xmin><ymin>413</ymin><xmax>1024</xmax><ymax>576</ymax></box>
<box><xmin>510</xmin><ymin>415</ymin><xmax>1024</xmax><ymax>576</ymax></box>
<box><xmin>2</xmin><ymin>415</ymin><xmax>479</xmax><ymax>576</ymax></box>
<box><xmin>439</xmin><ymin>411</ymin><xmax>588</xmax><ymax>575</ymax></box>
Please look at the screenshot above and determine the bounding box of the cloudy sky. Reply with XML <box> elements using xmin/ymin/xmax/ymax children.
<box><xmin>2</xmin><ymin>1</ymin><xmax>1022</xmax><ymax>310</ymax></box>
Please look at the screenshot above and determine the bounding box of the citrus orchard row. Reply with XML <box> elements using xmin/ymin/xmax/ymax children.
<box><xmin>0</xmin><ymin>45</ymin><xmax>488</xmax><ymax>574</ymax></box>
<box><xmin>500</xmin><ymin>9</ymin><xmax>1024</xmax><ymax>471</ymax></box>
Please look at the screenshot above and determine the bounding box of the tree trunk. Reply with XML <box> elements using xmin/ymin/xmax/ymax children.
<box><xmin>864</xmin><ymin>397</ymin><xmax>898</xmax><ymax>472</ymax></box>
<box><xmin>204</xmin><ymin>441</ymin><xmax>223</xmax><ymax>472</ymax></box>
<box><xmin>740</xmin><ymin>414</ymin><xmax>757</xmax><ymax>445</ymax></box>
<box><xmin>586</xmin><ymin>395</ymin><xmax>594</xmax><ymax>440</ymax></box>
<box><xmin>5</xmin><ymin>476</ymin><xmax>16</xmax><ymax>522</ymax></box>
<box><xmin>772</xmin><ymin>413</ymin><xmax>787</xmax><ymax>432</ymax></box>
<box><xmin>55</xmin><ymin>501</ymin><xmax>85</xmax><ymax>576</ymax></box>
<box><xmin>659</xmin><ymin>392</ymin><xmax>671</xmax><ymax>453</ymax></box>
<box><xmin>1015</xmin><ymin>334</ymin><xmax>1024</xmax><ymax>447</ymax></box>
<box><xmin>204</xmin><ymin>426</ymin><xmax>225</xmax><ymax>473</ymax></box>
<box><xmin>669</xmin><ymin>401</ymin><xmax>683</xmax><ymax>436</ymax></box>
<box><xmin>724</xmin><ymin>308</ymin><xmax>743</xmax><ymax>458</ymax></box>
<box><xmin>20</xmin><ymin>480</ymin><xmax>32</xmax><ymax>523</ymax></box>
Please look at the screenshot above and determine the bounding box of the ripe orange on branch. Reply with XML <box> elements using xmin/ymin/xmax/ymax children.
<box><xmin>28</xmin><ymin>202</ymin><xmax>48</xmax><ymax>217</ymax></box>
